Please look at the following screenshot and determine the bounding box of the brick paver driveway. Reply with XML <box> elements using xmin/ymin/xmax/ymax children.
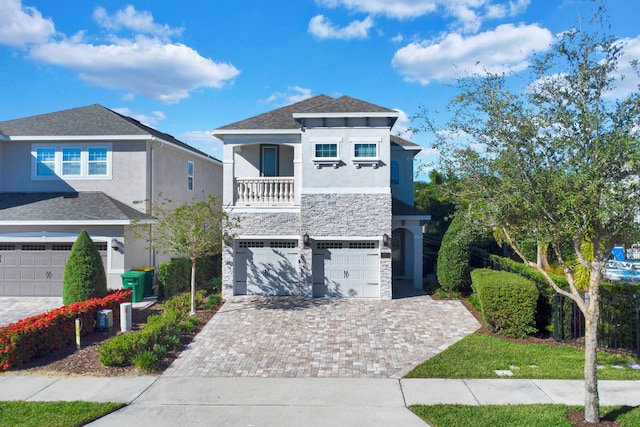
<box><xmin>164</xmin><ymin>295</ymin><xmax>480</xmax><ymax>379</ymax></box>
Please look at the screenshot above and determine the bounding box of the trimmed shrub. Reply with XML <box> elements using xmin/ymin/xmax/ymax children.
<box><xmin>0</xmin><ymin>290</ymin><xmax>130</xmax><ymax>370</ymax></box>
<box><xmin>472</xmin><ymin>268</ymin><xmax>539</xmax><ymax>338</ymax></box>
<box><xmin>157</xmin><ymin>258</ymin><xmax>191</xmax><ymax>299</ymax></box>
<box><xmin>437</xmin><ymin>213</ymin><xmax>472</xmax><ymax>293</ymax></box>
<box><xmin>63</xmin><ymin>230</ymin><xmax>108</xmax><ymax>305</ymax></box>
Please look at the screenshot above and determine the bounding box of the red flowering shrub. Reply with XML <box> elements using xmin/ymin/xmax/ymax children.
<box><xmin>0</xmin><ymin>290</ymin><xmax>131</xmax><ymax>371</ymax></box>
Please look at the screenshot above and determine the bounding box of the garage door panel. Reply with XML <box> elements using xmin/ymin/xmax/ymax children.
<box><xmin>0</xmin><ymin>242</ymin><xmax>107</xmax><ymax>297</ymax></box>
<box><xmin>236</xmin><ymin>241</ymin><xmax>299</xmax><ymax>296</ymax></box>
<box><xmin>312</xmin><ymin>242</ymin><xmax>379</xmax><ymax>298</ymax></box>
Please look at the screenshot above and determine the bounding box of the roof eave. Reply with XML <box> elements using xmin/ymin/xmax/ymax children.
<box><xmin>292</xmin><ymin>112</ymin><xmax>399</xmax><ymax>119</ymax></box>
<box><xmin>213</xmin><ymin>129</ymin><xmax>301</xmax><ymax>136</ymax></box>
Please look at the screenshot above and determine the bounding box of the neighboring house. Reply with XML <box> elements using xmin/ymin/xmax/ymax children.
<box><xmin>214</xmin><ymin>95</ymin><xmax>429</xmax><ymax>299</ymax></box>
<box><xmin>0</xmin><ymin>105</ymin><xmax>222</xmax><ymax>296</ymax></box>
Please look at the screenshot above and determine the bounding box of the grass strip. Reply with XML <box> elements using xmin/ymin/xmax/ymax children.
<box><xmin>0</xmin><ymin>401</ymin><xmax>124</xmax><ymax>427</ymax></box>
<box><xmin>410</xmin><ymin>404</ymin><xmax>640</xmax><ymax>427</ymax></box>
<box><xmin>405</xmin><ymin>333</ymin><xmax>640</xmax><ymax>379</ymax></box>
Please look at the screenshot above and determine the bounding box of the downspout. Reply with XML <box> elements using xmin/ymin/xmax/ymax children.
<box><xmin>149</xmin><ymin>139</ymin><xmax>164</xmax><ymax>267</ymax></box>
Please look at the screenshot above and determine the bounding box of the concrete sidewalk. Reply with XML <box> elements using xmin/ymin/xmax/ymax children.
<box><xmin>2</xmin><ymin>375</ymin><xmax>640</xmax><ymax>426</ymax></box>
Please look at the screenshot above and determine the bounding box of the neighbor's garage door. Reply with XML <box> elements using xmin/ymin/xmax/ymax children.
<box><xmin>234</xmin><ymin>240</ymin><xmax>299</xmax><ymax>296</ymax></box>
<box><xmin>312</xmin><ymin>241</ymin><xmax>379</xmax><ymax>298</ymax></box>
<box><xmin>0</xmin><ymin>242</ymin><xmax>107</xmax><ymax>296</ymax></box>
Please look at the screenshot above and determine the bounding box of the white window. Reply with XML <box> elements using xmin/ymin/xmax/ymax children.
<box><xmin>350</xmin><ymin>137</ymin><xmax>381</xmax><ymax>168</ymax></box>
<box><xmin>62</xmin><ymin>148</ymin><xmax>81</xmax><ymax>176</ymax></box>
<box><xmin>35</xmin><ymin>148</ymin><xmax>55</xmax><ymax>176</ymax></box>
<box><xmin>88</xmin><ymin>147</ymin><xmax>108</xmax><ymax>175</ymax></box>
<box><xmin>187</xmin><ymin>161</ymin><xmax>194</xmax><ymax>191</ymax></box>
<box><xmin>311</xmin><ymin>137</ymin><xmax>341</xmax><ymax>168</ymax></box>
<box><xmin>32</xmin><ymin>143</ymin><xmax>112</xmax><ymax>179</ymax></box>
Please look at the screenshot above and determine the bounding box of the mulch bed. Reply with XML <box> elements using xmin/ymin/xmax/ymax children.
<box><xmin>0</xmin><ymin>301</ymin><xmax>218</xmax><ymax>377</ymax></box>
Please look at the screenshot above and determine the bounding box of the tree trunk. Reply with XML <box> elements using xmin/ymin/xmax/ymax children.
<box><xmin>583</xmin><ymin>296</ymin><xmax>600</xmax><ymax>423</ymax></box>
<box><xmin>537</xmin><ymin>243</ymin><xmax>551</xmax><ymax>270</ymax></box>
<box><xmin>190</xmin><ymin>258</ymin><xmax>197</xmax><ymax>316</ymax></box>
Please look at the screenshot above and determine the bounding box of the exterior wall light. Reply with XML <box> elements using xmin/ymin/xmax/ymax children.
<box><xmin>303</xmin><ymin>233</ymin><xmax>310</xmax><ymax>248</ymax></box>
<box><xmin>112</xmin><ymin>238</ymin><xmax>121</xmax><ymax>252</ymax></box>
<box><xmin>382</xmin><ymin>233</ymin><xmax>390</xmax><ymax>247</ymax></box>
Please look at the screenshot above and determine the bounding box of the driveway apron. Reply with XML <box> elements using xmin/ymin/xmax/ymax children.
<box><xmin>163</xmin><ymin>296</ymin><xmax>480</xmax><ymax>379</ymax></box>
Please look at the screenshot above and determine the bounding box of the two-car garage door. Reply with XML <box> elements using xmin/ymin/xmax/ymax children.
<box><xmin>234</xmin><ymin>239</ymin><xmax>380</xmax><ymax>298</ymax></box>
<box><xmin>0</xmin><ymin>242</ymin><xmax>108</xmax><ymax>296</ymax></box>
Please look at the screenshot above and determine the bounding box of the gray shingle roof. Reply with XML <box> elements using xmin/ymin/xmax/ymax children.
<box><xmin>216</xmin><ymin>95</ymin><xmax>396</xmax><ymax>131</ymax></box>
<box><xmin>0</xmin><ymin>105</ymin><xmax>220</xmax><ymax>163</ymax></box>
<box><xmin>0</xmin><ymin>192</ymin><xmax>150</xmax><ymax>222</ymax></box>
<box><xmin>391</xmin><ymin>135</ymin><xmax>422</xmax><ymax>150</ymax></box>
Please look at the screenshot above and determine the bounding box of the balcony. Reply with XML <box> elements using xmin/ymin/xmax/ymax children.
<box><xmin>235</xmin><ymin>177</ymin><xmax>295</xmax><ymax>205</ymax></box>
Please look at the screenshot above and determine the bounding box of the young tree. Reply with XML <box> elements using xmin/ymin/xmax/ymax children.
<box><xmin>63</xmin><ymin>229</ymin><xmax>107</xmax><ymax>305</ymax></box>
<box><xmin>422</xmin><ymin>6</ymin><xmax>640</xmax><ymax>423</ymax></box>
<box><xmin>140</xmin><ymin>195</ymin><xmax>234</xmax><ymax>315</ymax></box>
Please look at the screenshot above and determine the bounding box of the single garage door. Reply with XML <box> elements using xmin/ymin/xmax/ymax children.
<box><xmin>234</xmin><ymin>240</ymin><xmax>299</xmax><ymax>296</ymax></box>
<box><xmin>312</xmin><ymin>241</ymin><xmax>379</xmax><ymax>298</ymax></box>
<box><xmin>0</xmin><ymin>242</ymin><xmax>107</xmax><ymax>296</ymax></box>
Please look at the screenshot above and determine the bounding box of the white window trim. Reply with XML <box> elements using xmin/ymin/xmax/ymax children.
<box><xmin>310</xmin><ymin>137</ymin><xmax>342</xmax><ymax>169</ymax></box>
<box><xmin>187</xmin><ymin>160</ymin><xmax>194</xmax><ymax>191</ymax></box>
<box><xmin>31</xmin><ymin>143</ymin><xmax>112</xmax><ymax>180</ymax></box>
<box><xmin>350</xmin><ymin>137</ymin><xmax>381</xmax><ymax>168</ymax></box>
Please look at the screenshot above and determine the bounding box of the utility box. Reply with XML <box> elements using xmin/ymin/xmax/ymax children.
<box><xmin>132</xmin><ymin>266</ymin><xmax>155</xmax><ymax>297</ymax></box>
<box><xmin>97</xmin><ymin>309</ymin><xmax>113</xmax><ymax>330</ymax></box>
<box><xmin>121</xmin><ymin>270</ymin><xmax>146</xmax><ymax>302</ymax></box>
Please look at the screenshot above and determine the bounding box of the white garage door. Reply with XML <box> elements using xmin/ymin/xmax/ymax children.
<box><xmin>312</xmin><ymin>241</ymin><xmax>379</xmax><ymax>298</ymax></box>
<box><xmin>234</xmin><ymin>240</ymin><xmax>299</xmax><ymax>296</ymax></box>
<box><xmin>0</xmin><ymin>242</ymin><xmax>108</xmax><ymax>296</ymax></box>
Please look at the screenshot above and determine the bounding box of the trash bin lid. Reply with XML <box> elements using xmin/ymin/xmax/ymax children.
<box><xmin>121</xmin><ymin>270</ymin><xmax>147</xmax><ymax>278</ymax></box>
<box><xmin>132</xmin><ymin>266</ymin><xmax>155</xmax><ymax>271</ymax></box>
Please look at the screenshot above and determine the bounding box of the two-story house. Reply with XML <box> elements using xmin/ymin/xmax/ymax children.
<box><xmin>0</xmin><ymin>105</ymin><xmax>222</xmax><ymax>296</ymax></box>
<box><xmin>214</xmin><ymin>95</ymin><xmax>429</xmax><ymax>299</ymax></box>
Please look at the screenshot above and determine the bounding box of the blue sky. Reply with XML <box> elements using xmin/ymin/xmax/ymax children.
<box><xmin>1</xmin><ymin>0</ymin><xmax>639</xmax><ymax>179</ymax></box>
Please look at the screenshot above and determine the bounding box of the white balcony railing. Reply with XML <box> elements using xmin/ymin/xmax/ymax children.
<box><xmin>235</xmin><ymin>177</ymin><xmax>295</xmax><ymax>205</ymax></box>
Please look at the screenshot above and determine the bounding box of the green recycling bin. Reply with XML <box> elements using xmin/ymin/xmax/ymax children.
<box><xmin>121</xmin><ymin>270</ymin><xmax>146</xmax><ymax>302</ymax></box>
<box><xmin>132</xmin><ymin>266</ymin><xmax>155</xmax><ymax>297</ymax></box>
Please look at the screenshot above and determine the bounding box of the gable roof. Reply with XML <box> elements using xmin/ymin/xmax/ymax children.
<box><xmin>215</xmin><ymin>95</ymin><xmax>397</xmax><ymax>132</ymax></box>
<box><xmin>0</xmin><ymin>192</ymin><xmax>151</xmax><ymax>224</ymax></box>
<box><xmin>0</xmin><ymin>105</ymin><xmax>220</xmax><ymax>163</ymax></box>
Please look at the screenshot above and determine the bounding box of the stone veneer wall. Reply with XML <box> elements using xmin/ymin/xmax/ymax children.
<box><xmin>300</xmin><ymin>193</ymin><xmax>392</xmax><ymax>299</ymax></box>
<box><xmin>229</xmin><ymin>211</ymin><xmax>301</xmax><ymax>236</ymax></box>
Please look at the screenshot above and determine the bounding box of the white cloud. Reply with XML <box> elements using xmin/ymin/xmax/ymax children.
<box><xmin>606</xmin><ymin>36</ymin><xmax>640</xmax><ymax>100</ymax></box>
<box><xmin>308</xmin><ymin>15</ymin><xmax>373</xmax><ymax>40</ymax></box>
<box><xmin>263</xmin><ymin>86</ymin><xmax>313</xmax><ymax>105</ymax></box>
<box><xmin>392</xmin><ymin>23</ymin><xmax>553</xmax><ymax>84</ymax></box>
<box><xmin>111</xmin><ymin>107</ymin><xmax>166</xmax><ymax>126</ymax></box>
<box><xmin>0</xmin><ymin>0</ymin><xmax>55</xmax><ymax>47</ymax></box>
<box><xmin>30</xmin><ymin>35</ymin><xmax>239</xmax><ymax>103</ymax></box>
<box><xmin>391</xmin><ymin>108</ymin><xmax>413</xmax><ymax>138</ymax></box>
<box><xmin>391</xmin><ymin>33</ymin><xmax>404</xmax><ymax>43</ymax></box>
<box><xmin>93</xmin><ymin>5</ymin><xmax>183</xmax><ymax>39</ymax></box>
<box><xmin>316</xmin><ymin>0</ymin><xmax>530</xmax><ymax>30</ymax></box>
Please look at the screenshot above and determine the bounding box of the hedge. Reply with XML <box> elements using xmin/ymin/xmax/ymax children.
<box><xmin>0</xmin><ymin>290</ymin><xmax>131</xmax><ymax>371</ymax></box>
<box><xmin>157</xmin><ymin>256</ymin><xmax>221</xmax><ymax>299</ymax></box>
<box><xmin>471</xmin><ymin>268</ymin><xmax>539</xmax><ymax>338</ymax></box>
<box><xmin>437</xmin><ymin>213</ymin><xmax>472</xmax><ymax>293</ymax></box>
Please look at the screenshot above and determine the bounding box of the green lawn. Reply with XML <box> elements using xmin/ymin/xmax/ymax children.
<box><xmin>410</xmin><ymin>404</ymin><xmax>640</xmax><ymax>427</ymax></box>
<box><xmin>0</xmin><ymin>401</ymin><xmax>124</xmax><ymax>427</ymax></box>
<box><xmin>405</xmin><ymin>333</ymin><xmax>640</xmax><ymax>380</ymax></box>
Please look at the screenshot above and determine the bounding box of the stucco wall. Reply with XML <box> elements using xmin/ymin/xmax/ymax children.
<box><xmin>390</xmin><ymin>146</ymin><xmax>416</xmax><ymax>206</ymax></box>
<box><xmin>301</xmin><ymin>127</ymin><xmax>390</xmax><ymax>189</ymax></box>
<box><xmin>152</xmin><ymin>144</ymin><xmax>222</xmax><ymax>207</ymax></box>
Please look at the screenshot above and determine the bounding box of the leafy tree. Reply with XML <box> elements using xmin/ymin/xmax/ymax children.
<box><xmin>414</xmin><ymin>169</ymin><xmax>456</xmax><ymax>235</ymax></box>
<box><xmin>63</xmin><ymin>230</ymin><xmax>107</xmax><ymax>305</ymax></box>
<box><xmin>137</xmin><ymin>195</ymin><xmax>234</xmax><ymax>315</ymax></box>
<box><xmin>420</xmin><ymin>5</ymin><xmax>640</xmax><ymax>423</ymax></box>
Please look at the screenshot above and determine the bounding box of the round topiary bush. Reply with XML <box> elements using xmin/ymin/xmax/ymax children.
<box><xmin>436</xmin><ymin>212</ymin><xmax>472</xmax><ymax>293</ymax></box>
<box><xmin>62</xmin><ymin>230</ymin><xmax>108</xmax><ymax>305</ymax></box>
